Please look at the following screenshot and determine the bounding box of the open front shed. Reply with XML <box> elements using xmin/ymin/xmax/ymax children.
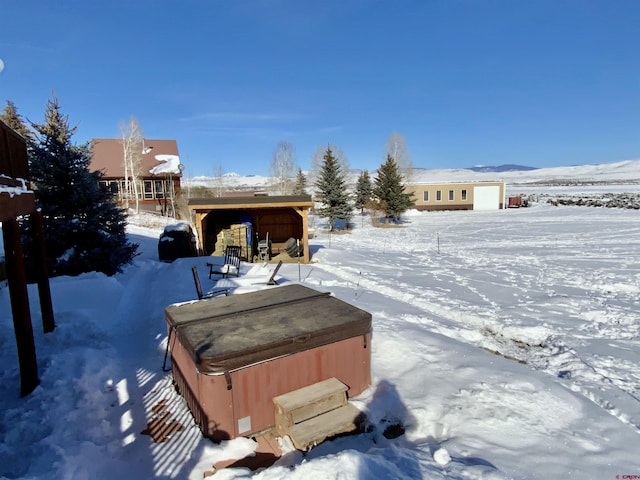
<box><xmin>188</xmin><ymin>195</ymin><xmax>313</xmax><ymax>263</ymax></box>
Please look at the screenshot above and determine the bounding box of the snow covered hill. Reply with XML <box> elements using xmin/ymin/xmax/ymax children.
<box><xmin>185</xmin><ymin>158</ymin><xmax>640</xmax><ymax>193</ymax></box>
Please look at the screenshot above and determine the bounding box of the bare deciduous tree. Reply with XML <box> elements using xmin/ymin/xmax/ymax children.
<box><xmin>212</xmin><ymin>164</ymin><xmax>226</xmax><ymax>198</ymax></box>
<box><xmin>270</xmin><ymin>141</ymin><xmax>297</xmax><ymax>195</ymax></box>
<box><xmin>384</xmin><ymin>131</ymin><xmax>414</xmax><ymax>182</ymax></box>
<box><xmin>118</xmin><ymin>117</ymin><xmax>144</xmax><ymax>213</ymax></box>
<box><xmin>310</xmin><ymin>143</ymin><xmax>349</xmax><ymax>186</ymax></box>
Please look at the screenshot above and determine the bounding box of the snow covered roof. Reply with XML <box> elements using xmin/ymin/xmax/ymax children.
<box><xmin>90</xmin><ymin>138</ymin><xmax>182</xmax><ymax>178</ymax></box>
<box><xmin>150</xmin><ymin>154</ymin><xmax>182</xmax><ymax>175</ymax></box>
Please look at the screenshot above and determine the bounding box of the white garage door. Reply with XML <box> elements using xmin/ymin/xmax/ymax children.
<box><xmin>473</xmin><ymin>185</ymin><xmax>501</xmax><ymax>210</ymax></box>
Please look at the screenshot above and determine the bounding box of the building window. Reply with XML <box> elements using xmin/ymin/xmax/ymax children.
<box><xmin>144</xmin><ymin>180</ymin><xmax>153</xmax><ymax>199</ymax></box>
<box><xmin>461</xmin><ymin>189</ymin><xmax>467</xmax><ymax>200</ymax></box>
<box><xmin>423</xmin><ymin>191</ymin><xmax>429</xmax><ymax>202</ymax></box>
<box><xmin>154</xmin><ymin>180</ymin><xmax>165</xmax><ymax>199</ymax></box>
<box><xmin>436</xmin><ymin>190</ymin><xmax>442</xmax><ymax>201</ymax></box>
<box><xmin>449</xmin><ymin>190</ymin><xmax>454</xmax><ymax>201</ymax></box>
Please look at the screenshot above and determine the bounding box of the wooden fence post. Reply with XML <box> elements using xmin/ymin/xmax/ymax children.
<box><xmin>31</xmin><ymin>211</ymin><xmax>55</xmax><ymax>333</ymax></box>
<box><xmin>2</xmin><ymin>218</ymin><xmax>40</xmax><ymax>396</ymax></box>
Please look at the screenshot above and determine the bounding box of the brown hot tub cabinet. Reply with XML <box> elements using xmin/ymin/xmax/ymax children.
<box><xmin>164</xmin><ymin>284</ymin><xmax>372</xmax><ymax>442</ymax></box>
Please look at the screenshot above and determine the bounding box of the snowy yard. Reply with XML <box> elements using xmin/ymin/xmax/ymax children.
<box><xmin>1</xmin><ymin>195</ymin><xmax>640</xmax><ymax>479</ymax></box>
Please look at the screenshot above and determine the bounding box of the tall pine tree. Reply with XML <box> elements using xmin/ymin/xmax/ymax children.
<box><xmin>373</xmin><ymin>155</ymin><xmax>415</xmax><ymax>223</ymax></box>
<box><xmin>1</xmin><ymin>100</ymin><xmax>34</xmax><ymax>145</ymax></box>
<box><xmin>292</xmin><ymin>168</ymin><xmax>308</xmax><ymax>195</ymax></box>
<box><xmin>314</xmin><ymin>147</ymin><xmax>352</xmax><ymax>231</ymax></box>
<box><xmin>354</xmin><ymin>170</ymin><xmax>373</xmax><ymax>214</ymax></box>
<box><xmin>28</xmin><ymin>95</ymin><xmax>138</xmax><ymax>277</ymax></box>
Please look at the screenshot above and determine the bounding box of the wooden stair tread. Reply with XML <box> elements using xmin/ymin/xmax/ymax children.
<box><xmin>286</xmin><ymin>403</ymin><xmax>362</xmax><ymax>450</ymax></box>
<box><xmin>275</xmin><ymin>390</ymin><xmax>347</xmax><ymax>433</ymax></box>
<box><xmin>273</xmin><ymin>377</ymin><xmax>348</xmax><ymax>413</ymax></box>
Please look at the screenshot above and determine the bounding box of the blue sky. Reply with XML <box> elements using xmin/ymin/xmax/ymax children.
<box><xmin>1</xmin><ymin>1</ymin><xmax>639</xmax><ymax>177</ymax></box>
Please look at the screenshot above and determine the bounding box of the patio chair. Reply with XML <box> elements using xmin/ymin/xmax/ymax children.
<box><xmin>207</xmin><ymin>245</ymin><xmax>242</xmax><ymax>279</ymax></box>
<box><xmin>192</xmin><ymin>266</ymin><xmax>230</xmax><ymax>300</ymax></box>
<box><xmin>253</xmin><ymin>260</ymin><xmax>283</xmax><ymax>286</ymax></box>
<box><xmin>257</xmin><ymin>232</ymin><xmax>271</xmax><ymax>261</ymax></box>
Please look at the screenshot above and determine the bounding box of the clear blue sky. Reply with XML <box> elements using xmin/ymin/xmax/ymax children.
<box><xmin>1</xmin><ymin>1</ymin><xmax>639</xmax><ymax>177</ymax></box>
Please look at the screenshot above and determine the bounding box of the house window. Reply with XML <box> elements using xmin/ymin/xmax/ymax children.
<box><xmin>461</xmin><ymin>189</ymin><xmax>467</xmax><ymax>200</ymax></box>
<box><xmin>154</xmin><ymin>180</ymin><xmax>164</xmax><ymax>199</ymax></box>
<box><xmin>423</xmin><ymin>191</ymin><xmax>429</xmax><ymax>202</ymax></box>
<box><xmin>436</xmin><ymin>190</ymin><xmax>442</xmax><ymax>201</ymax></box>
<box><xmin>120</xmin><ymin>180</ymin><xmax>139</xmax><ymax>199</ymax></box>
<box><xmin>144</xmin><ymin>180</ymin><xmax>153</xmax><ymax>199</ymax></box>
<box><xmin>449</xmin><ymin>190</ymin><xmax>454</xmax><ymax>201</ymax></box>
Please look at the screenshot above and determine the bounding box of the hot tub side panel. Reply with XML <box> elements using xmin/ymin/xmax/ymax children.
<box><xmin>229</xmin><ymin>333</ymin><xmax>371</xmax><ymax>438</ymax></box>
<box><xmin>172</xmin><ymin>332</ymin><xmax>371</xmax><ymax>441</ymax></box>
<box><xmin>169</xmin><ymin>330</ymin><xmax>234</xmax><ymax>441</ymax></box>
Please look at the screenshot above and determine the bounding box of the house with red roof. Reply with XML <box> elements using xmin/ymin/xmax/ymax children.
<box><xmin>90</xmin><ymin>138</ymin><xmax>183</xmax><ymax>215</ymax></box>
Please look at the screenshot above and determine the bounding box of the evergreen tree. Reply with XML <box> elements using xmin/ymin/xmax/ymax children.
<box><xmin>314</xmin><ymin>147</ymin><xmax>352</xmax><ymax>231</ymax></box>
<box><xmin>292</xmin><ymin>168</ymin><xmax>307</xmax><ymax>195</ymax></box>
<box><xmin>27</xmin><ymin>95</ymin><xmax>138</xmax><ymax>277</ymax></box>
<box><xmin>354</xmin><ymin>170</ymin><xmax>373</xmax><ymax>214</ymax></box>
<box><xmin>373</xmin><ymin>155</ymin><xmax>415</xmax><ymax>223</ymax></box>
<box><xmin>1</xmin><ymin>100</ymin><xmax>34</xmax><ymax>144</ymax></box>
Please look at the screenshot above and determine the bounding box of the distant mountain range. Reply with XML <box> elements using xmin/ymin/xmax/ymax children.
<box><xmin>188</xmin><ymin>159</ymin><xmax>640</xmax><ymax>189</ymax></box>
<box><xmin>467</xmin><ymin>164</ymin><xmax>538</xmax><ymax>173</ymax></box>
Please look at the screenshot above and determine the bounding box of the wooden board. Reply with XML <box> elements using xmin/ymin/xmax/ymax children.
<box><xmin>273</xmin><ymin>377</ymin><xmax>347</xmax><ymax>414</ymax></box>
<box><xmin>287</xmin><ymin>403</ymin><xmax>362</xmax><ymax>450</ymax></box>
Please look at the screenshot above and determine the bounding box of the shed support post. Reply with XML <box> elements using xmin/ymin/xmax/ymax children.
<box><xmin>2</xmin><ymin>218</ymin><xmax>40</xmax><ymax>397</ymax></box>
<box><xmin>294</xmin><ymin>207</ymin><xmax>310</xmax><ymax>264</ymax></box>
<box><xmin>194</xmin><ymin>212</ymin><xmax>205</xmax><ymax>254</ymax></box>
<box><xmin>32</xmin><ymin>211</ymin><xmax>55</xmax><ymax>333</ymax></box>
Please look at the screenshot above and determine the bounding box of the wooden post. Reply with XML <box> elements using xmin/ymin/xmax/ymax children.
<box><xmin>294</xmin><ymin>206</ymin><xmax>310</xmax><ymax>263</ymax></box>
<box><xmin>2</xmin><ymin>218</ymin><xmax>40</xmax><ymax>396</ymax></box>
<box><xmin>31</xmin><ymin>211</ymin><xmax>55</xmax><ymax>333</ymax></box>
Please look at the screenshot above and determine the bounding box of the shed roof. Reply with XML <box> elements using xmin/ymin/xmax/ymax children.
<box><xmin>90</xmin><ymin>138</ymin><xmax>181</xmax><ymax>178</ymax></box>
<box><xmin>188</xmin><ymin>195</ymin><xmax>313</xmax><ymax>210</ymax></box>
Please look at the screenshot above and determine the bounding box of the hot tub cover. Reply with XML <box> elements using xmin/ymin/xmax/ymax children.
<box><xmin>165</xmin><ymin>284</ymin><xmax>372</xmax><ymax>374</ymax></box>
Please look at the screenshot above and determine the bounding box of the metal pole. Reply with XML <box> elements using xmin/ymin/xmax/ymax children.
<box><xmin>297</xmin><ymin>239</ymin><xmax>301</xmax><ymax>281</ymax></box>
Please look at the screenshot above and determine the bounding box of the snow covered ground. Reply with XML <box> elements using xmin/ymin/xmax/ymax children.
<box><xmin>2</xmin><ymin>173</ymin><xmax>640</xmax><ymax>479</ymax></box>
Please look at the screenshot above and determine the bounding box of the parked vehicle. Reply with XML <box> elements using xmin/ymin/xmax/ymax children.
<box><xmin>158</xmin><ymin>223</ymin><xmax>198</xmax><ymax>262</ymax></box>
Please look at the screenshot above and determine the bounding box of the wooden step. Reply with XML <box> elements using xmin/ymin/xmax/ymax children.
<box><xmin>274</xmin><ymin>377</ymin><xmax>348</xmax><ymax>414</ymax></box>
<box><xmin>287</xmin><ymin>403</ymin><xmax>363</xmax><ymax>451</ymax></box>
<box><xmin>273</xmin><ymin>377</ymin><xmax>348</xmax><ymax>435</ymax></box>
<box><xmin>273</xmin><ymin>378</ymin><xmax>365</xmax><ymax>450</ymax></box>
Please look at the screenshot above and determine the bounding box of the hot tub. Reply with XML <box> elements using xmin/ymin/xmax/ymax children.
<box><xmin>164</xmin><ymin>284</ymin><xmax>372</xmax><ymax>441</ymax></box>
